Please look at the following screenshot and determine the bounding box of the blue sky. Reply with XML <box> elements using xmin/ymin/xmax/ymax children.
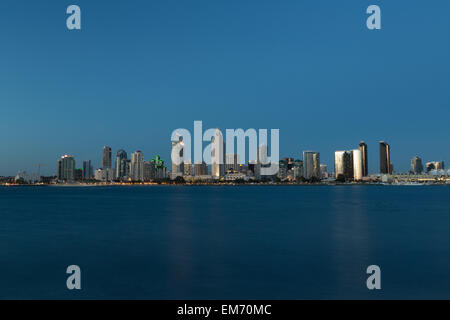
<box><xmin>1</xmin><ymin>0</ymin><xmax>449</xmax><ymax>175</ymax></box>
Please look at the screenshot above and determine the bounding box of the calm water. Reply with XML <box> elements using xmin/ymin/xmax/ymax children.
<box><xmin>1</xmin><ymin>185</ymin><xmax>450</xmax><ymax>299</ymax></box>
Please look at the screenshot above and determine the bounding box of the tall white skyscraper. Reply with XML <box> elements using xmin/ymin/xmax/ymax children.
<box><xmin>353</xmin><ymin>149</ymin><xmax>363</xmax><ymax>181</ymax></box>
<box><xmin>211</xmin><ymin>128</ymin><xmax>224</xmax><ymax>178</ymax></box>
<box><xmin>131</xmin><ymin>151</ymin><xmax>144</xmax><ymax>182</ymax></box>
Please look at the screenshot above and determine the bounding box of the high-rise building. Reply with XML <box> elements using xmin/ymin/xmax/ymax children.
<box><xmin>82</xmin><ymin>160</ymin><xmax>93</xmax><ymax>180</ymax></box>
<box><xmin>143</xmin><ymin>161</ymin><xmax>155</xmax><ymax>181</ymax></box>
<box><xmin>211</xmin><ymin>128</ymin><xmax>225</xmax><ymax>178</ymax></box>
<box><xmin>359</xmin><ymin>141</ymin><xmax>368</xmax><ymax>176</ymax></box>
<box><xmin>115</xmin><ymin>149</ymin><xmax>127</xmax><ymax>180</ymax></box>
<box><xmin>57</xmin><ymin>155</ymin><xmax>75</xmax><ymax>182</ymax></box>
<box><xmin>131</xmin><ymin>151</ymin><xmax>144</xmax><ymax>181</ymax></box>
<box><xmin>293</xmin><ymin>160</ymin><xmax>304</xmax><ymax>179</ymax></box>
<box><xmin>225</xmin><ymin>154</ymin><xmax>240</xmax><ymax>172</ymax></box>
<box><xmin>320</xmin><ymin>164</ymin><xmax>328</xmax><ymax>179</ymax></box>
<box><xmin>102</xmin><ymin>146</ymin><xmax>112</xmax><ymax>169</ymax></box>
<box><xmin>353</xmin><ymin>149</ymin><xmax>363</xmax><ymax>181</ymax></box>
<box><xmin>379</xmin><ymin>141</ymin><xmax>391</xmax><ymax>174</ymax></box>
<box><xmin>194</xmin><ymin>161</ymin><xmax>208</xmax><ymax>176</ymax></box>
<box><xmin>411</xmin><ymin>156</ymin><xmax>424</xmax><ymax>174</ymax></box>
<box><xmin>278</xmin><ymin>159</ymin><xmax>288</xmax><ymax>180</ymax></box>
<box><xmin>334</xmin><ymin>151</ymin><xmax>353</xmax><ymax>181</ymax></box>
<box><xmin>184</xmin><ymin>161</ymin><xmax>193</xmax><ymax>176</ymax></box>
<box><xmin>303</xmin><ymin>151</ymin><xmax>321</xmax><ymax>180</ymax></box>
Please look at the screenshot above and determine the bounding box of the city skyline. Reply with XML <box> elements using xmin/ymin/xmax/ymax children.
<box><xmin>2</xmin><ymin>137</ymin><xmax>449</xmax><ymax>179</ymax></box>
<box><xmin>2</xmin><ymin>2</ymin><xmax>450</xmax><ymax>175</ymax></box>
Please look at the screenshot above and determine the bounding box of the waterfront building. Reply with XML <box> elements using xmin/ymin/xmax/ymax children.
<box><xmin>115</xmin><ymin>149</ymin><xmax>128</xmax><ymax>180</ymax></box>
<box><xmin>278</xmin><ymin>159</ymin><xmax>288</xmax><ymax>180</ymax></box>
<box><xmin>320</xmin><ymin>164</ymin><xmax>328</xmax><ymax>179</ymax></box>
<box><xmin>57</xmin><ymin>155</ymin><xmax>75</xmax><ymax>182</ymax></box>
<box><xmin>211</xmin><ymin>128</ymin><xmax>225</xmax><ymax>178</ymax></box>
<box><xmin>293</xmin><ymin>160</ymin><xmax>304</xmax><ymax>179</ymax></box>
<box><xmin>334</xmin><ymin>151</ymin><xmax>353</xmax><ymax>181</ymax></box>
<box><xmin>359</xmin><ymin>141</ymin><xmax>368</xmax><ymax>176</ymax></box>
<box><xmin>82</xmin><ymin>160</ymin><xmax>93</xmax><ymax>180</ymax></box>
<box><xmin>102</xmin><ymin>146</ymin><xmax>112</xmax><ymax>169</ymax></box>
<box><xmin>131</xmin><ymin>151</ymin><xmax>144</xmax><ymax>182</ymax></box>
<box><xmin>184</xmin><ymin>161</ymin><xmax>193</xmax><ymax>176</ymax></box>
<box><xmin>194</xmin><ymin>161</ymin><xmax>208</xmax><ymax>176</ymax></box>
<box><xmin>226</xmin><ymin>154</ymin><xmax>240</xmax><ymax>172</ymax></box>
<box><xmin>353</xmin><ymin>149</ymin><xmax>363</xmax><ymax>181</ymax></box>
<box><xmin>379</xmin><ymin>141</ymin><xmax>391</xmax><ymax>174</ymax></box>
<box><xmin>143</xmin><ymin>161</ymin><xmax>155</xmax><ymax>181</ymax></box>
<box><xmin>303</xmin><ymin>151</ymin><xmax>321</xmax><ymax>180</ymax></box>
<box><xmin>411</xmin><ymin>156</ymin><xmax>424</xmax><ymax>174</ymax></box>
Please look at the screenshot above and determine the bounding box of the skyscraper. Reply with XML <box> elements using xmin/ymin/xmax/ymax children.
<box><xmin>194</xmin><ymin>161</ymin><xmax>208</xmax><ymax>176</ymax></box>
<box><xmin>115</xmin><ymin>149</ymin><xmax>128</xmax><ymax>180</ymax></box>
<box><xmin>379</xmin><ymin>141</ymin><xmax>391</xmax><ymax>174</ymax></box>
<box><xmin>102</xmin><ymin>146</ymin><xmax>112</xmax><ymax>169</ymax></box>
<box><xmin>359</xmin><ymin>141</ymin><xmax>368</xmax><ymax>176</ymax></box>
<box><xmin>211</xmin><ymin>128</ymin><xmax>225</xmax><ymax>178</ymax></box>
<box><xmin>334</xmin><ymin>151</ymin><xmax>353</xmax><ymax>181</ymax></box>
<box><xmin>82</xmin><ymin>160</ymin><xmax>93</xmax><ymax>180</ymax></box>
<box><xmin>411</xmin><ymin>156</ymin><xmax>424</xmax><ymax>174</ymax></box>
<box><xmin>303</xmin><ymin>151</ymin><xmax>321</xmax><ymax>180</ymax></box>
<box><xmin>131</xmin><ymin>151</ymin><xmax>144</xmax><ymax>182</ymax></box>
<box><xmin>57</xmin><ymin>155</ymin><xmax>75</xmax><ymax>182</ymax></box>
<box><xmin>353</xmin><ymin>149</ymin><xmax>363</xmax><ymax>181</ymax></box>
<box><xmin>225</xmin><ymin>154</ymin><xmax>240</xmax><ymax>172</ymax></box>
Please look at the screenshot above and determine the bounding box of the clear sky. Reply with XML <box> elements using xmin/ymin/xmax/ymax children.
<box><xmin>1</xmin><ymin>0</ymin><xmax>449</xmax><ymax>176</ymax></box>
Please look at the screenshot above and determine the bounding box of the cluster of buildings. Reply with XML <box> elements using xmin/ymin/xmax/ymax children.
<box><xmin>57</xmin><ymin>147</ymin><xmax>167</xmax><ymax>183</ymax></box>
<box><xmin>51</xmin><ymin>139</ymin><xmax>447</xmax><ymax>184</ymax></box>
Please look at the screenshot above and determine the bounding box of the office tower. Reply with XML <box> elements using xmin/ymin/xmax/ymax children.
<box><xmin>379</xmin><ymin>141</ymin><xmax>391</xmax><ymax>174</ymax></box>
<box><xmin>102</xmin><ymin>146</ymin><xmax>112</xmax><ymax>169</ymax></box>
<box><xmin>211</xmin><ymin>128</ymin><xmax>225</xmax><ymax>178</ymax></box>
<box><xmin>411</xmin><ymin>156</ymin><xmax>424</xmax><ymax>174</ymax></box>
<box><xmin>320</xmin><ymin>164</ymin><xmax>328</xmax><ymax>179</ymax></box>
<box><xmin>184</xmin><ymin>161</ymin><xmax>193</xmax><ymax>176</ymax></box>
<box><xmin>226</xmin><ymin>154</ymin><xmax>240</xmax><ymax>172</ymax></box>
<box><xmin>359</xmin><ymin>141</ymin><xmax>368</xmax><ymax>176</ymax></box>
<box><xmin>82</xmin><ymin>160</ymin><xmax>93</xmax><ymax>180</ymax></box>
<box><xmin>293</xmin><ymin>160</ymin><xmax>304</xmax><ymax>179</ymax></box>
<box><xmin>171</xmin><ymin>136</ymin><xmax>184</xmax><ymax>179</ymax></box>
<box><xmin>143</xmin><ymin>161</ymin><xmax>155</xmax><ymax>181</ymax></box>
<box><xmin>278</xmin><ymin>159</ymin><xmax>288</xmax><ymax>180</ymax></box>
<box><xmin>115</xmin><ymin>149</ymin><xmax>127</xmax><ymax>179</ymax></box>
<box><xmin>57</xmin><ymin>155</ymin><xmax>75</xmax><ymax>182</ymax></box>
<box><xmin>131</xmin><ymin>151</ymin><xmax>144</xmax><ymax>181</ymax></box>
<box><xmin>353</xmin><ymin>149</ymin><xmax>363</xmax><ymax>181</ymax></box>
<box><xmin>303</xmin><ymin>151</ymin><xmax>321</xmax><ymax>180</ymax></box>
<box><xmin>334</xmin><ymin>151</ymin><xmax>353</xmax><ymax>181</ymax></box>
<box><xmin>194</xmin><ymin>161</ymin><xmax>208</xmax><ymax>176</ymax></box>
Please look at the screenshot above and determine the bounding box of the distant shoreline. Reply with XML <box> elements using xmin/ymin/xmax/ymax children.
<box><xmin>1</xmin><ymin>182</ymin><xmax>449</xmax><ymax>187</ymax></box>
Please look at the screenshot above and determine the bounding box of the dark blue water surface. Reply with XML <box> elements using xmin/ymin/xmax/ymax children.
<box><xmin>1</xmin><ymin>185</ymin><xmax>450</xmax><ymax>299</ymax></box>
